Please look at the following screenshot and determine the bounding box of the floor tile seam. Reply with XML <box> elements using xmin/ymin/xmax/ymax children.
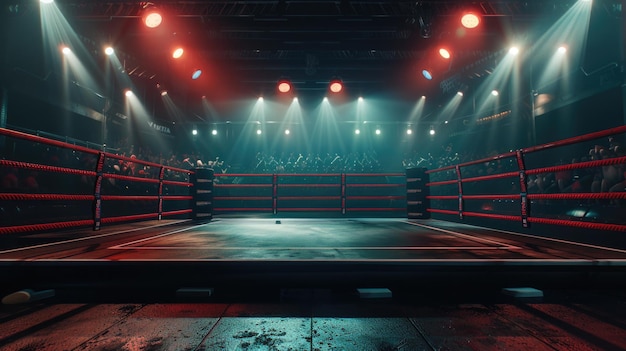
<box><xmin>70</xmin><ymin>304</ymin><xmax>149</xmax><ymax>351</ymax></box>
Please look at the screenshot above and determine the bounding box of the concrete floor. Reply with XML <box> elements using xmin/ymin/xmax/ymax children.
<box><xmin>1</xmin><ymin>288</ymin><xmax>626</xmax><ymax>350</ymax></box>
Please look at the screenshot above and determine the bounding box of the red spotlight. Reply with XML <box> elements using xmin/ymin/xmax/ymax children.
<box><xmin>439</xmin><ymin>48</ymin><xmax>451</xmax><ymax>59</ymax></box>
<box><xmin>172</xmin><ymin>48</ymin><xmax>184</xmax><ymax>59</ymax></box>
<box><xmin>142</xmin><ymin>6</ymin><xmax>163</xmax><ymax>28</ymax></box>
<box><xmin>461</xmin><ymin>13</ymin><xmax>480</xmax><ymax>29</ymax></box>
<box><xmin>329</xmin><ymin>80</ymin><xmax>343</xmax><ymax>93</ymax></box>
<box><xmin>278</xmin><ymin>80</ymin><xmax>291</xmax><ymax>93</ymax></box>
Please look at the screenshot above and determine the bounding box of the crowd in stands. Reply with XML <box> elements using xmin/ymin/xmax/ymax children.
<box><xmin>1</xmin><ymin>133</ymin><xmax>625</xmax><ymax>199</ymax></box>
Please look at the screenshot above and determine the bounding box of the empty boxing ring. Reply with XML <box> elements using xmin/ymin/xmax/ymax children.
<box><xmin>1</xmin><ymin>127</ymin><xmax>626</xmax><ymax>297</ymax></box>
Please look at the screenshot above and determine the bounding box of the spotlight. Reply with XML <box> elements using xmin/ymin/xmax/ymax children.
<box><xmin>172</xmin><ymin>48</ymin><xmax>184</xmax><ymax>59</ymax></box>
<box><xmin>104</xmin><ymin>47</ymin><xmax>114</xmax><ymax>56</ymax></box>
<box><xmin>457</xmin><ymin>91</ymin><xmax>463</xmax><ymax>96</ymax></box>
<box><xmin>285</xmin><ymin>129</ymin><xmax>290</xmax><ymax>135</ymax></box>
<box><xmin>192</xmin><ymin>129</ymin><xmax>198</xmax><ymax>136</ymax></box>
<box><xmin>429</xmin><ymin>128</ymin><xmax>435</xmax><ymax>135</ymax></box>
<box><xmin>439</xmin><ymin>48</ymin><xmax>451</xmax><ymax>59</ymax></box>
<box><xmin>461</xmin><ymin>13</ymin><xmax>480</xmax><ymax>29</ymax></box>
<box><xmin>192</xmin><ymin>69</ymin><xmax>202</xmax><ymax>80</ymax></box>
<box><xmin>256</xmin><ymin>129</ymin><xmax>262</xmax><ymax>135</ymax></box>
<box><xmin>40</xmin><ymin>0</ymin><xmax>54</xmax><ymax>4</ymax></box>
<box><xmin>508</xmin><ymin>47</ymin><xmax>519</xmax><ymax>55</ymax></box>
<box><xmin>491</xmin><ymin>90</ymin><xmax>499</xmax><ymax>96</ymax></box>
<box><xmin>375</xmin><ymin>128</ymin><xmax>381</xmax><ymax>135</ymax></box>
<box><xmin>61</xmin><ymin>46</ymin><xmax>71</xmax><ymax>55</ymax></box>
<box><xmin>557</xmin><ymin>46</ymin><xmax>567</xmax><ymax>54</ymax></box>
<box><xmin>258</xmin><ymin>96</ymin><xmax>264</xmax><ymax>102</ymax></box>
<box><xmin>212</xmin><ymin>129</ymin><xmax>218</xmax><ymax>135</ymax></box>
<box><xmin>142</xmin><ymin>5</ymin><xmax>163</xmax><ymax>28</ymax></box>
<box><xmin>278</xmin><ymin>80</ymin><xmax>291</xmax><ymax>93</ymax></box>
<box><xmin>406</xmin><ymin>129</ymin><xmax>412</xmax><ymax>135</ymax></box>
<box><xmin>358</xmin><ymin>96</ymin><xmax>364</xmax><ymax>102</ymax></box>
<box><xmin>160</xmin><ymin>90</ymin><xmax>168</xmax><ymax>96</ymax></box>
<box><xmin>355</xmin><ymin>129</ymin><xmax>360</xmax><ymax>135</ymax></box>
<box><xmin>125</xmin><ymin>90</ymin><xmax>133</xmax><ymax>97</ymax></box>
<box><xmin>422</xmin><ymin>69</ymin><xmax>433</xmax><ymax>80</ymax></box>
<box><xmin>329</xmin><ymin>79</ymin><xmax>343</xmax><ymax>93</ymax></box>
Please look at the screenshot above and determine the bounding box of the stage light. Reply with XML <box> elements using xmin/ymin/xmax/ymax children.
<box><xmin>491</xmin><ymin>90</ymin><xmax>499</xmax><ymax>96</ymax></box>
<box><xmin>104</xmin><ymin>47</ymin><xmax>114</xmax><ymax>56</ymax></box>
<box><xmin>406</xmin><ymin>129</ymin><xmax>412</xmax><ymax>135</ymax></box>
<box><xmin>429</xmin><ymin>128</ymin><xmax>435</xmax><ymax>135</ymax></box>
<box><xmin>358</xmin><ymin>96</ymin><xmax>363</xmax><ymax>102</ymax></box>
<box><xmin>192</xmin><ymin>129</ymin><xmax>198</xmax><ymax>136</ymax></box>
<box><xmin>457</xmin><ymin>91</ymin><xmax>463</xmax><ymax>96</ymax></box>
<box><xmin>285</xmin><ymin>129</ymin><xmax>290</xmax><ymax>135</ymax></box>
<box><xmin>375</xmin><ymin>128</ymin><xmax>381</xmax><ymax>135</ymax></box>
<box><xmin>172</xmin><ymin>48</ymin><xmax>184</xmax><ymax>59</ymax></box>
<box><xmin>278</xmin><ymin>80</ymin><xmax>291</xmax><ymax>93</ymax></box>
<box><xmin>461</xmin><ymin>13</ymin><xmax>480</xmax><ymax>29</ymax></box>
<box><xmin>142</xmin><ymin>5</ymin><xmax>163</xmax><ymax>28</ymax></box>
<box><xmin>508</xmin><ymin>46</ymin><xmax>519</xmax><ymax>55</ymax></box>
<box><xmin>160</xmin><ymin>90</ymin><xmax>168</xmax><ymax>96</ymax></box>
<box><xmin>258</xmin><ymin>96</ymin><xmax>264</xmax><ymax>102</ymax></box>
<box><xmin>422</xmin><ymin>69</ymin><xmax>433</xmax><ymax>80</ymax></box>
<box><xmin>125</xmin><ymin>90</ymin><xmax>133</xmax><ymax>97</ymax></box>
<box><xmin>439</xmin><ymin>48</ymin><xmax>451</xmax><ymax>59</ymax></box>
<box><xmin>323</xmin><ymin>97</ymin><xmax>329</xmax><ymax>102</ymax></box>
<box><xmin>212</xmin><ymin>129</ymin><xmax>218</xmax><ymax>135</ymax></box>
<box><xmin>329</xmin><ymin>79</ymin><xmax>343</xmax><ymax>93</ymax></box>
<box><xmin>256</xmin><ymin>129</ymin><xmax>262</xmax><ymax>135</ymax></box>
<box><xmin>421</xmin><ymin>95</ymin><xmax>426</xmax><ymax>99</ymax></box>
<box><xmin>355</xmin><ymin>129</ymin><xmax>360</xmax><ymax>135</ymax></box>
<box><xmin>192</xmin><ymin>69</ymin><xmax>202</xmax><ymax>80</ymax></box>
<box><xmin>40</xmin><ymin>0</ymin><xmax>54</xmax><ymax>4</ymax></box>
<box><xmin>293</xmin><ymin>97</ymin><xmax>298</xmax><ymax>102</ymax></box>
<box><xmin>557</xmin><ymin>46</ymin><xmax>567</xmax><ymax>54</ymax></box>
<box><xmin>61</xmin><ymin>46</ymin><xmax>71</xmax><ymax>55</ymax></box>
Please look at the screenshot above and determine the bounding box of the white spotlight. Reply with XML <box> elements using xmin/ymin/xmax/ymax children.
<box><xmin>491</xmin><ymin>90</ymin><xmax>499</xmax><ymax>96</ymax></box>
<box><xmin>258</xmin><ymin>96</ymin><xmax>264</xmax><ymax>102</ymax></box>
<box><xmin>429</xmin><ymin>128</ymin><xmax>435</xmax><ymax>136</ymax></box>
<box><xmin>40</xmin><ymin>0</ymin><xmax>54</xmax><ymax>3</ymax></box>
<box><xmin>212</xmin><ymin>129</ymin><xmax>218</xmax><ymax>135</ymax></box>
<box><xmin>557</xmin><ymin>46</ymin><xmax>567</xmax><ymax>54</ymax></box>
<box><xmin>104</xmin><ymin>47</ymin><xmax>114</xmax><ymax>56</ymax></box>
<box><xmin>323</xmin><ymin>97</ymin><xmax>328</xmax><ymax>102</ymax></box>
<box><xmin>192</xmin><ymin>129</ymin><xmax>198</xmax><ymax>136</ymax></box>
<box><xmin>285</xmin><ymin>129</ymin><xmax>290</xmax><ymax>135</ymax></box>
<box><xmin>457</xmin><ymin>91</ymin><xmax>464</xmax><ymax>96</ymax></box>
<box><xmin>355</xmin><ymin>129</ymin><xmax>360</xmax><ymax>135</ymax></box>
<box><xmin>358</xmin><ymin>97</ymin><xmax>364</xmax><ymax>102</ymax></box>
<box><xmin>293</xmin><ymin>97</ymin><xmax>298</xmax><ymax>102</ymax></box>
<box><xmin>406</xmin><ymin>129</ymin><xmax>412</xmax><ymax>135</ymax></box>
<box><xmin>509</xmin><ymin>47</ymin><xmax>520</xmax><ymax>55</ymax></box>
<box><xmin>256</xmin><ymin>129</ymin><xmax>262</xmax><ymax>135</ymax></box>
<box><xmin>375</xmin><ymin>129</ymin><xmax>381</xmax><ymax>135</ymax></box>
<box><xmin>61</xmin><ymin>47</ymin><xmax>71</xmax><ymax>55</ymax></box>
<box><xmin>124</xmin><ymin>90</ymin><xmax>133</xmax><ymax>97</ymax></box>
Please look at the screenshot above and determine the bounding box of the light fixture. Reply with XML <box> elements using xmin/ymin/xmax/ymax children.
<box><xmin>172</xmin><ymin>48</ymin><xmax>184</xmax><ymax>59</ymax></box>
<box><xmin>461</xmin><ymin>13</ymin><xmax>480</xmax><ymax>29</ymax></box>
<box><xmin>192</xmin><ymin>69</ymin><xmax>202</xmax><ymax>80</ymax></box>
<box><xmin>104</xmin><ymin>47</ymin><xmax>114</xmax><ymax>56</ymax></box>
<box><xmin>439</xmin><ymin>48</ymin><xmax>451</xmax><ymax>59</ymax></box>
<box><xmin>329</xmin><ymin>79</ymin><xmax>343</xmax><ymax>93</ymax></box>
<box><xmin>278</xmin><ymin>79</ymin><xmax>291</xmax><ymax>93</ymax></box>
<box><xmin>422</xmin><ymin>69</ymin><xmax>433</xmax><ymax>80</ymax></box>
<box><xmin>491</xmin><ymin>90</ymin><xmax>499</xmax><ymax>96</ymax></box>
<box><xmin>142</xmin><ymin>4</ymin><xmax>163</xmax><ymax>28</ymax></box>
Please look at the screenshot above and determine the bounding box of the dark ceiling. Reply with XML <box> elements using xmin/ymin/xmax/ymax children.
<box><xmin>1</xmin><ymin>0</ymin><xmax>613</xmax><ymax>126</ymax></box>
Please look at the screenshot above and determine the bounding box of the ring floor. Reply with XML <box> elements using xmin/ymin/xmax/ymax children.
<box><xmin>1</xmin><ymin>217</ymin><xmax>626</xmax><ymax>350</ymax></box>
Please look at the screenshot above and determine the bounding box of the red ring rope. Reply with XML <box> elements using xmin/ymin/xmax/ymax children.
<box><xmin>0</xmin><ymin>160</ymin><xmax>97</xmax><ymax>177</ymax></box>
<box><xmin>0</xmin><ymin>193</ymin><xmax>94</xmax><ymax>201</ymax></box>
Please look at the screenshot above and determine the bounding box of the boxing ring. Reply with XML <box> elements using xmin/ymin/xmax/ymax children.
<box><xmin>1</xmin><ymin>126</ymin><xmax>626</xmax><ymax>295</ymax></box>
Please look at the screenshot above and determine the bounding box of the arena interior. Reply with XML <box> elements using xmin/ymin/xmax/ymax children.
<box><xmin>1</xmin><ymin>0</ymin><xmax>626</xmax><ymax>350</ymax></box>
